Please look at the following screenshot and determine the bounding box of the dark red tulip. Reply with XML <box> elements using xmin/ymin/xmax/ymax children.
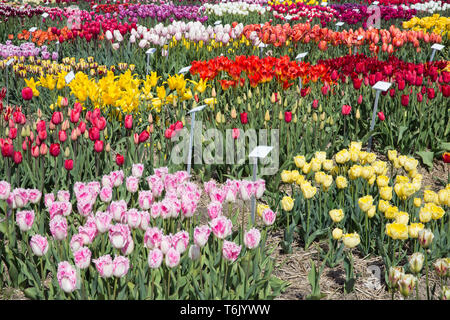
<box><xmin>240</xmin><ymin>112</ymin><xmax>248</xmax><ymax>124</ymax></box>
<box><xmin>401</xmin><ymin>94</ymin><xmax>409</xmax><ymax>107</ymax></box>
<box><xmin>284</xmin><ymin>111</ymin><xmax>292</xmax><ymax>123</ymax></box>
<box><xmin>88</xmin><ymin>127</ymin><xmax>100</xmax><ymax>141</ymax></box>
<box><xmin>427</xmin><ymin>88</ymin><xmax>435</xmax><ymax>100</ymax></box>
<box><xmin>49</xmin><ymin>143</ymin><xmax>60</xmax><ymax>157</ymax></box>
<box><xmin>417</xmin><ymin>92</ymin><xmax>423</xmax><ymax>102</ymax></box>
<box><xmin>116</xmin><ymin>154</ymin><xmax>124</xmax><ymax>166</ymax></box>
<box><xmin>64</xmin><ymin>159</ymin><xmax>74</xmax><ymax>171</ymax></box>
<box><xmin>442</xmin><ymin>85</ymin><xmax>450</xmax><ymax>97</ymax></box>
<box><xmin>352</xmin><ymin>77</ymin><xmax>362</xmax><ymax>90</ymax></box>
<box><xmin>138</xmin><ymin>130</ymin><xmax>149</xmax><ymax>143</ymax></box>
<box><xmin>51</xmin><ymin>111</ymin><xmax>62</xmax><ymax>125</ymax></box>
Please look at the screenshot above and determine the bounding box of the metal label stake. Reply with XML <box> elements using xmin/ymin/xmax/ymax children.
<box><xmin>248</xmin><ymin>146</ymin><xmax>273</xmax><ymax>224</ymax></box>
<box><xmin>335</xmin><ymin>22</ymin><xmax>344</xmax><ymax>32</ymax></box>
<box><xmin>367</xmin><ymin>81</ymin><xmax>391</xmax><ymax>152</ymax></box>
<box><xmin>186</xmin><ymin>105</ymin><xmax>206</xmax><ymax>176</ymax></box>
<box><xmin>295</xmin><ymin>52</ymin><xmax>308</xmax><ymax>91</ymax></box>
<box><xmin>146</xmin><ymin>48</ymin><xmax>156</xmax><ymax>76</ymax></box>
<box><xmin>429</xmin><ymin>44</ymin><xmax>444</xmax><ymax>62</ymax></box>
<box><xmin>5</xmin><ymin>58</ymin><xmax>14</xmax><ymax>106</ymax></box>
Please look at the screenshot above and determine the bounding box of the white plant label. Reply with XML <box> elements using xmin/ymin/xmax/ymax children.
<box><xmin>372</xmin><ymin>81</ymin><xmax>391</xmax><ymax>92</ymax></box>
<box><xmin>179</xmin><ymin>66</ymin><xmax>191</xmax><ymax>74</ymax></box>
<box><xmin>188</xmin><ymin>105</ymin><xmax>206</xmax><ymax>114</ymax></box>
<box><xmin>146</xmin><ymin>48</ymin><xmax>156</xmax><ymax>54</ymax></box>
<box><xmin>65</xmin><ymin>71</ymin><xmax>75</xmax><ymax>84</ymax></box>
<box><xmin>249</xmin><ymin>146</ymin><xmax>274</xmax><ymax>159</ymax></box>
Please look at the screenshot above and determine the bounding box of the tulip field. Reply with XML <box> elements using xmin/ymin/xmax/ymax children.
<box><xmin>0</xmin><ymin>0</ymin><xmax>449</xmax><ymax>302</ymax></box>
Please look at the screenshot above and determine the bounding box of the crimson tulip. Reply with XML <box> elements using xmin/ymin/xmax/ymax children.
<box><xmin>232</xmin><ymin>128</ymin><xmax>240</xmax><ymax>139</ymax></box>
<box><xmin>49</xmin><ymin>143</ymin><xmax>60</xmax><ymax>157</ymax></box>
<box><xmin>139</xmin><ymin>130</ymin><xmax>149</xmax><ymax>143</ymax></box>
<box><xmin>21</xmin><ymin>87</ymin><xmax>33</xmax><ymax>100</ymax></box>
<box><xmin>377</xmin><ymin>111</ymin><xmax>385</xmax><ymax>121</ymax></box>
<box><xmin>401</xmin><ymin>94</ymin><xmax>409</xmax><ymax>106</ymax></box>
<box><xmin>13</xmin><ymin>151</ymin><xmax>22</xmax><ymax>164</ymax></box>
<box><xmin>51</xmin><ymin>111</ymin><xmax>62</xmax><ymax>125</ymax></box>
<box><xmin>64</xmin><ymin>159</ymin><xmax>74</xmax><ymax>171</ymax></box>
<box><xmin>88</xmin><ymin>127</ymin><xmax>100</xmax><ymax>141</ymax></box>
<box><xmin>1</xmin><ymin>143</ymin><xmax>13</xmax><ymax>157</ymax></box>
<box><xmin>240</xmin><ymin>112</ymin><xmax>248</xmax><ymax>124</ymax></box>
<box><xmin>285</xmin><ymin>111</ymin><xmax>292</xmax><ymax>123</ymax></box>
<box><xmin>116</xmin><ymin>154</ymin><xmax>124</xmax><ymax>166</ymax></box>
<box><xmin>443</xmin><ymin>152</ymin><xmax>450</xmax><ymax>164</ymax></box>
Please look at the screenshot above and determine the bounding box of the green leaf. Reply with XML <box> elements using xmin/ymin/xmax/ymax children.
<box><xmin>416</xmin><ymin>151</ymin><xmax>434</xmax><ymax>169</ymax></box>
<box><xmin>24</xmin><ymin>287</ymin><xmax>39</xmax><ymax>300</ymax></box>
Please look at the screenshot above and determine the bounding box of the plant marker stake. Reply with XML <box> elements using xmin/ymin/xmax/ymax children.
<box><xmin>295</xmin><ymin>52</ymin><xmax>308</xmax><ymax>91</ymax></box>
<box><xmin>146</xmin><ymin>48</ymin><xmax>156</xmax><ymax>76</ymax></box>
<box><xmin>335</xmin><ymin>21</ymin><xmax>344</xmax><ymax>32</ymax></box>
<box><xmin>5</xmin><ymin>58</ymin><xmax>14</xmax><ymax>106</ymax></box>
<box><xmin>258</xmin><ymin>42</ymin><xmax>267</xmax><ymax>58</ymax></box>
<box><xmin>178</xmin><ymin>65</ymin><xmax>191</xmax><ymax>75</ymax></box>
<box><xmin>186</xmin><ymin>105</ymin><xmax>206</xmax><ymax>177</ymax></box>
<box><xmin>354</xmin><ymin>35</ymin><xmax>363</xmax><ymax>54</ymax></box>
<box><xmin>429</xmin><ymin>44</ymin><xmax>444</xmax><ymax>62</ymax></box>
<box><xmin>367</xmin><ymin>81</ymin><xmax>391</xmax><ymax>152</ymax></box>
<box><xmin>29</xmin><ymin>27</ymin><xmax>37</xmax><ymax>41</ymax></box>
<box><xmin>248</xmin><ymin>146</ymin><xmax>273</xmax><ymax>224</ymax></box>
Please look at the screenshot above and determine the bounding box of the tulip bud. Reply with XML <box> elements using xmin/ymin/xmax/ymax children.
<box><xmin>148</xmin><ymin>113</ymin><xmax>153</xmax><ymax>124</ymax></box>
<box><xmin>332</xmin><ymin>228</ymin><xmax>343</xmax><ymax>240</ymax></box>
<box><xmin>409</xmin><ymin>252</ymin><xmax>424</xmax><ymax>274</ymax></box>
<box><xmin>418</xmin><ymin>229</ymin><xmax>434</xmax><ymax>248</ymax></box>
<box><xmin>356</xmin><ymin>109</ymin><xmax>360</xmax><ymax>119</ymax></box>
<box><xmin>270</xmin><ymin>93</ymin><xmax>276</xmax><ymax>103</ymax></box>
<box><xmin>157</xmin><ymin>142</ymin><xmax>162</xmax><ymax>150</ymax></box>
<box><xmin>247</xmin><ymin>103</ymin><xmax>251</xmax><ymax>112</ymax></box>
<box><xmin>264</xmin><ymin>110</ymin><xmax>270</xmax><ymax>121</ymax></box>
<box><xmin>318</xmin><ymin>104</ymin><xmax>323</xmax><ymax>112</ymax></box>
<box><xmin>231</xmin><ymin>108</ymin><xmax>237</xmax><ymax>119</ymax></box>
<box><xmin>320</xmin><ymin>112</ymin><xmax>326</xmax><ymax>121</ymax></box>
<box><xmin>83</xmin><ymin>131</ymin><xmax>89</xmax><ymax>139</ymax></box>
<box><xmin>313</xmin><ymin>113</ymin><xmax>318</xmax><ymax>122</ymax></box>
<box><xmin>293</xmin><ymin>114</ymin><xmax>298</xmax><ymax>123</ymax></box>
<box><xmin>320</xmin><ymin>121</ymin><xmax>325</xmax><ymax>130</ymax></box>
<box><xmin>49</xmin><ymin>122</ymin><xmax>56</xmax><ymax>131</ymax></box>
<box><xmin>256</xmin><ymin>102</ymin><xmax>260</xmax><ymax>110</ymax></box>
<box><xmin>302</xmin><ymin>115</ymin><xmax>307</xmax><ymax>123</ymax></box>
<box><xmin>225</xmin><ymin>103</ymin><xmax>229</xmax><ymax>112</ymax></box>
<box><xmin>278</xmin><ymin>111</ymin><xmax>283</xmax><ymax>120</ymax></box>
<box><xmin>21</xmin><ymin>127</ymin><xmax>26</xmax><ymax>137</ymax></box>
<box><xmin>134</xmin><ymin>133</ymin><xmax>139</xmax><ymax>145</ymax></box>
<box><xmin>5</xmin><ymin>128</ymin><xmax>9</xmax><ymax>136</ymax></box>
<box><xmin>237</xmin><ymin>97</ymin><xmax>242</xmax><ymax>105</ymax></box>
<box><xmin>64</xmin><ymin>147</ymin><xmax>70</xmax><ymax>157</ymax></box>
<box><xmin>26</xmin><ymin>125</ymin><xmax>30</xmax><ymax>137</ymax></box>
<box><xmin>398</xmin><ymin>274</ymin><xmax>417</xmax><ymax>298</ymax></box>
<box><xmin>105</xmin><ymin>143</ymin><xmax>111</xmax><ymax>152</ymax></box>
<box><xmin>37</xmin><ymin>108</ymin><xmax>42</xmax><ymax>118</ymax></box>
<box><xmin>211</xmin><ymin>87</ymin><xmax>216</xmax><ymax>97</ymax></box>
<box><xmin>247</xmin><ymin>90</ymin><xmax>252</xmax><ymax>99</ymax></box>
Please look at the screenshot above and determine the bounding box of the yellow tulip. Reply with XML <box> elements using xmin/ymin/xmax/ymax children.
<box><xmin>380</xmin><ymin>186</ymin><xmax>393</xmax><ymax>201</ymax></box>
<box><xmin>281</xmin><ymin>196</ymin><xmax>294</xmax><ymax>212</ymax></box>
<box><xmin>408</xmin><ymin>223</ymin><xmax>424</xmax><ymax>238</ymax></box>
<box><xmin>378</xmin><ymin>200</ymin><xmax>390</xmax><ymax>213</ymax></box>
<box><xmin>329</xmin><ymin>209</ymin><xmax>344</xmax><ymax>223</ymax></box>
<box><xmin>423</xmin><ymin>190</ymin><xmax>438</xmax><ymax>204</ymax></box>
<box><xmin>301</xmin><ymin>184</ymin><xmax>317</xmax><ymax>199</ymax></box>
<box><xmin>376</xmin><ymin>175</ymin><xmax>390</xmax><ymax>188</ymax></box>
<box><xmin>335</xmin><ymin>149</ymin><xmax>350</xmax><ymax>164</ymax></box>
<box><xmin>386</xmin><ymin>223</ymin><xmax>408</xmax><ymax>240</ymax></box>
<box><xmin>294</xmin><ymin>155</ymin><xmax>306</xmax><ymax>168</ymax></box>
<box><xmin>419</xmin><ymin>206</ymin><xmax>432</xmax><ymax>223</ymax></box>
<box><xmin>322</xmin><ymin>159</ymin><xmax>334</xmax><ymax>171</ymax></box>
<box><xmin>395</xmin><ymin>211</ymin><xmax>409</xmax><ymax>225</ymax></box>
<box><xmin>342</xmin><ymin>233</ymin><xmax>361</xmax><ymax>248</ymax></box>
<box><xmin>332</xmin><ymin>228</ymin><xmax>343</xmax><ymax>240</ymax></box>
<box><xmin>385</xmin><ymin>206</ymin><xmax>399</xmax><ymax>219</ymax></box>
<box><xmin>335</xmin><ymin>176</ymin><xmax>348</xmax><ymax>189</ymax></box>
<box><xmin>358</xmin><ymin>195</ymin><xmax>373</xmax><ymax>212</ymax></box>
<box><xmin>367</xmin><ymin>205</ymin><xmax>376</xmax><ymax>218</ymax></box>
<box><xmin>413</xmin><ymin>198</ymin><xmax>422</xmax><ymax>207</ymax></box>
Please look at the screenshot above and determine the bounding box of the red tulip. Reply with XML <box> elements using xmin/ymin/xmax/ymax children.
<box><xmin>321</xmin><ymin>85</ymin><xmax>329</xmax><ymax>96</ymax></box>
<box><xmin>70</xmin><ymin>109</ymin><xmax>80</xmax><ymax>123</ymax></box>
<box><xmin>22</xmin><ymin>140</ymin><xmax>28</xmax><ymax>151</ymax></box>
<box><xmin>352</xmin><ymin>78</ymin><xmax>362</xmax><ymax>90</ymax></box>
<box><xmin>49</xmin><ymin>143</ymin><xmax>60</xmax><ymax>157</ymax></box>
<box><xmin>240</xmin><ymin>112</ymin><xmax>248</xmax><ymax>124</ymax></box>
<box><xmin>94</xmin><ymin>140</ymin><xmax>104</xmax><ymax>153</ymax></box>
<box><xmin>232</xmin><ymin>128</ymin><xmax>240</xmax><ymax>139</ymax></box>
<box><xmin>377</xmin><ymin>111</ymin><xmax>385</xmax><ymax>121</ymax></box>
<box><xmin>138</xmin><ymin>130</ymin><xmax>149</xmax><ymax>143</ymax></box>
<box><xmin>357</xmin><ymin>95</ymin><xmax>363</xmax><ymax>105</ymax></box>
<box><xmin>165</xmin><ymin>128</ymin><xmax>174</xmax><ymax>139</ymax></box>
<box><xmin>312</xmin><ymin>99</ymin><xmax>318</xmax><ymax>109</ymax></box>
<box><xmin>31</xmin><ymin>145</ymin><xmax>39</xmax><ymax>158</ymax></box>
<box><xmin>71</xmin><ymin>129</ymin><xmax>78</xmax><ymax>141</ymax></box>
<box><xmin>417</xmin><ymin>92</ymin><xmax>423</xmax><ymax>102</ymax></box>
<box><xmin>398</xmin><ymin>80</ymin><xmax>405</xmax><ymax>91</ymax></box>
<box><xmin>78</xmin><ymin>121</ymin><xmax>86</xmax><ymax>134</ymax></box>
<box><xmin>51</xmin><ymin>111</ymin><xmax>62</xmax><ymax>125</ymax></box>
<box><xmin>9</xmin><ymin>127</ymin><xmax>17</xmax><ymax>139</ymax></box>
<box><xmin>88</xmin><ymin>127</ymin><xmax>100</xmax><ymax>141</ymax></box>
<box><xmin>124</xmin><ymin>114</ymin><xmax>133</xmax><ymax>129</ymax></box>
<box><xmin>36</xmin><ymin>120</ymin><xmax>46</xmax><ymax>132</ymax></box>
<box><xmin>285</xmin><ymin>111</ymin><xmax>292</xmax><ymax>123</ymax></box>
<box><xmin>427</xmin><ymin>88</ymin><xmax>435</xmax><ymax>100</ymax></box>
<box><xmin>401</xmin><ymin>94</ymin><xmax>409</xmax><ymax>107</ymax></box>
<box><xmin>116</xmin><ymin>154</ymin><xmax>124</xmax><ymax>166</ymax></box>
<box><xmin>442</xmin><ymin>85</ymin><xmax>450</xmax><ymax>97</ymax></box>
<box><xmin>21</xmin><ymin>87</ymin><xmax>33</xmax><ymax>100</ymax></box>
<box><xmin>389</xmin><ymin>88</ymin><xmax>396</xmax><ymax>98</ymax></box>
<box><xmin>174</xmin><ymin>121</ymin><xmax>183</xmax><ymax>131</ymax></box>
<box><xmin>64</xmin><ymin>159</ymin><xmax>74</xmax><ymax>171</ymax></box>
<box><xmin>13</xmin><ymin>151</ymin><xmax>22</xmax><ymax>164</ymax></box>
<box><xmin>40</xmin><ymin>143</ymin><xmax>48</xmax><ymax>155</ymax></box>
<box><xmin>443</xmin><ymin>152</ymin><xmax>450</xmax><ymax>164</ymax></box>
<box><xmin>1</xmin><ymin>143</ymin><xmax>13</xmax><ymax>157</ymax></box>
<box><xmin>341</xmin><ymin>105</ymin><xmax>351</xmax><ymax>115</ymax></box>
<box><xmin>59</xmin><ymin>130</ymin><xmax>67</xmax><ymax>142</ymax></box>
<box><xmin>94</xmin><ymin>116</ymin><xmax>106</xmax><ymax>130</ymax></box>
